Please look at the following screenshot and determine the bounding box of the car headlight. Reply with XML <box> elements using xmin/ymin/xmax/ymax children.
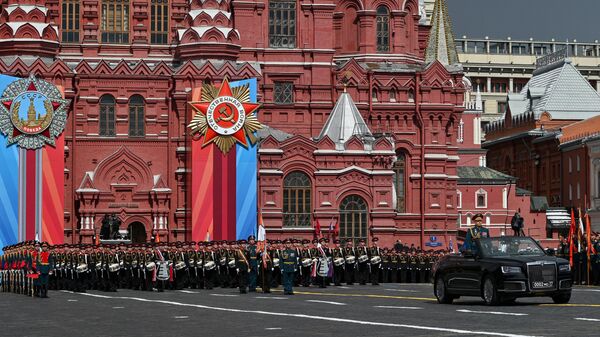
<box><xmin>559</xmin><ymin>264</ymin><xmax>571</xmax><ymax>273</ymax></box>
<box><xmin>501</xmin><ymin>266</ymin><xmax>522</xmax><ymax>274</ymax></box>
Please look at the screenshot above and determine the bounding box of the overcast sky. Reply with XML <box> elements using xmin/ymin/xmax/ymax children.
<box><xmin>447</xmin><ymin>0</ymin><xmax>600</xmax><ymax>42</ymax></box>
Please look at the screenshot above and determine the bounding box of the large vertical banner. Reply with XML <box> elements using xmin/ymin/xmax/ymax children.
<box><xmin>0</xmin><ymin>74</ymin><xmax>68</xmax><ymax>252</ymax></box>
<box><xmin>0</xmin><ymin>74</ymin><xmax>19</xmax><ymax>251</ymax></box>
<box><xmin>189</xmin><ymin>78</ymin><xmax>261</xmax><ymax>242</ymax></box>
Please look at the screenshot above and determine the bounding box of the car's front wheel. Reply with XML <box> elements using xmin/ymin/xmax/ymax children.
<box><xmin>551</xmin><ymin>292</ymin><xmax>571</xmax><ymax>304</ymax></box>
<box><xmin>435</xmin><ymin>275</ymin><xmax>454</xmax><ymax>304</ymax></box>
<box><xmin>482</xmin><ymin>276</ymin><xmax>501</xmax><ymax>306</ymax></box>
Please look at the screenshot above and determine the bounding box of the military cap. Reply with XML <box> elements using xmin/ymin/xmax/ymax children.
<box><xmin>302</xmin><ymin>239</ymin><xmax>310</xmax><ymax>244</ymax></box>
<box><xmin>333</xmin><ymin>239</ymin><xmax>340</xmax><ymax>244</ymax></box>
<box><xmin>247</xmin><ymin>235</ymin><xmax>256</xmax><ymax>241</ymax></box>
<box><xmin>239</xmin><ymin>239</ymin><xmax>247</xmax><ymax>244</ymax></box>
<box><xmin>472</xmin><ymin>213</ymin><xmax>484</xmax><ymax>221</ymax></box>
<box><xmin>283</xmin><ymin>239</ymin><xmax>291</xmax><ymax>244</ymax></box>
<box><xmin>372</xmin><ymin>237</ymin><xmax>379</xmax><ymax>242</ymax></box>
<box><xmin>312</xmin><ymin>239</ymin><xmax>318</xmax><ymax>244</ymax></box>
<box><xmin>189</xmin><ymin>242</ymin><xmax>196</xmax><ymax>246</ymax></box>
<box><xmin>359</xmin><ymin>238</ymin><xmax>366</xmax><ymax>243</ymax></box>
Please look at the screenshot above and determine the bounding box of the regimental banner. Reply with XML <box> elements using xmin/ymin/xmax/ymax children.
<box><xmin>0</xmin><ymin>74</ymin><xmax>68</xmax><ymax>252</ymax></box>
<box><xmin>189</xmin><ymin>79</ymin><xmax>262</xmax><ymax>242</ymax></box>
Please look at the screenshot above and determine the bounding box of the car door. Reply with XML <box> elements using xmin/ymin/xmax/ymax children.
<box><xmin>460</xmin><ymin>255</ymin><xmax>483</xmax><ymax>293</ymax></box>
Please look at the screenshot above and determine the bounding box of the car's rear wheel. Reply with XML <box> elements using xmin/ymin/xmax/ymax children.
<box><xmin>435</xmin><ymin>275</ymin><xmax>454</xmax><ymax>304</ymax></box>
<box><xmin>552</xmin><ymin>292</ymin><xmax>571</xmax><ymax>304</ymax></box>
<box><xmin>482</xmin><ymin>276</ymin><xmax>501</xmax><ymax>306</ymax></box>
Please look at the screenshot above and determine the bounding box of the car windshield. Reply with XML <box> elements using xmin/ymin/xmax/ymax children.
<box><xmin>477</xmin><ymin>237</ymin><xmax>545</xmax><ymax>257</ymax></box>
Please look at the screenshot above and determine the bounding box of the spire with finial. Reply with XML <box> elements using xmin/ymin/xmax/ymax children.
<box><xmin>424</xmin><ymin>0</ymin><xmax>459</xmax><ymax>65</ymax></box>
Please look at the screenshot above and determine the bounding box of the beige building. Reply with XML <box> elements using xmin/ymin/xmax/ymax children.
<box><xmin>419</xmin><ymin>0</ymin><xmax>600</xmax><ymax>131</ymax></box>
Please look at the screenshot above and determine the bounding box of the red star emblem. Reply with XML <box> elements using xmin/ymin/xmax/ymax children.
<box><xmin>190</xmin><ymin>79</ymin><xmax>260</xmax><ymax>148</ymax></box>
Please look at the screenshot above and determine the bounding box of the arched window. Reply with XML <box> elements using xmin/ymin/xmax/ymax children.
<box><xmin>128</xmin><ymin>95</ymin><xmax>145</xmax><ymax>137</ymax></box>
<box><xmin>376</xmin><ymin>6</ymin><xmax>390</xmax><ymax>52</ymax></box>
<box><xmin>283</xmin><ymin>171</ymin><xmax>311</xmax><ymax>227</ymax></box>
<box><xmin>340</xmin><ymin>195</ymin><xmax>368</xmax><ymax>244</ymax></box>
<box><xmin>101</xmin><ymin>0</ymin><xmax>130</xmax><ymax>43</ymax></box>
<box><xmin>393</xmin><ymin>153</ymin><xmax>406</xmax><ymax>212</ymax></box>
<box><xmin>99</xmin><ymin>95</ymin><xmax>115</xmax><ymax>136</ymax></box>
<box><xmin>269</xmin><ymin>0</ymin><xmax>296</xmax><ymax>48</ymax></box>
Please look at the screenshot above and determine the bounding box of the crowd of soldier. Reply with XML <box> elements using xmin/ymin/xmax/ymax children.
<box><xmin>554</xmin><ymin>233</ymin><xmax>600</xmax><ymax>286</ymax></box>
<box><xmin>1</xmin><ymin>236</ymin><xmax>448</xmax><ymax>298</ymax></box>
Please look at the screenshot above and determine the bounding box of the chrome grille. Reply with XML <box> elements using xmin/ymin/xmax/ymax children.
<box><xmin>527</xmin><ymin>261</ymin><xmax>556</xmax><ymax>291</ymax></box>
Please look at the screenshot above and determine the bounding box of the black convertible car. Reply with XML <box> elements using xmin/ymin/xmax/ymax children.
<box><xmin>432</xmin><ymin>236</ymin><xmax>572</xmax><ymax>305</ymax></box>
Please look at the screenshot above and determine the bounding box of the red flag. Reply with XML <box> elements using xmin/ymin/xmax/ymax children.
<box><xmin>334</xmin><ymin>219</ymin><xmax>340</xmax><ymax>238</ymax></box>
<box><xmin>315</xmin><ymin>219</ymin><xmax>322</xmax><ymax>239</ymax></box>
<box><xmin>568</xmin><ymin>208</ymin><xmax>575</xmax><ymax>267</ymax></box>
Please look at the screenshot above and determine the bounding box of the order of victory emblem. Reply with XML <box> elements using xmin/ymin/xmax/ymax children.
<box><xmin>0</xmin><ymin>75</ymin><xmax>70</xmax><ymax>149</ymax></box>
<box><xmin>188</xmin><ymin>79</ymin><xmax>262</xmax><ymax>154</ymax></box>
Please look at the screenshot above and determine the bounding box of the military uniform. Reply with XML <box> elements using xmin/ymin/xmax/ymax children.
<box><xmin>281</xmin><ymin>240</ymin><xmax>297</xmax><ymax>295</ymax></box>
<box><xmin>368</xmin><ymin>238</ymin><xmax>381</xmax><ymax>285</ymax></box>
<box><xmin>236</xmin><ymin>240</ymin><xmax>250</xmax><ymax>294</ymax></box>
<box><xmin>331</xmin><ymin>241</ymin><xmax>345</xmax><ymax>286</ymax></box>
<box><xmin>356</xmin><ymin>241</ymin><xmax>369</xmax><ymax>285</ymax></box>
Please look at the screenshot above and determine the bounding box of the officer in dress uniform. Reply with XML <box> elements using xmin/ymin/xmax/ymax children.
<box><xmin>227</xmin><ymin>242</ymin><xmax>239</xmax><ymax>288</ymax></box>
<box><xmin>408</xmin><ymin>250</ymin><xmax>418</xmax><ymax>283</ymax></box>
<box><xmin>369</xmin><ymin>238</ymin><xmax>381</xmax><ymax>285</ymax></box>
<box><xmin>281</xmin><ymin>239</ymin><xmax>297</xmax><ymax>295</ymax></box>
<box><xmin>37</xmin><ymin>243</ymin><xmax>53</xmax><ymax>298</ymax></box>
<box><xmin>236</xmin><ymin>240</ymin><xmax>250</xmax><ymax>294</ymax></box>
<box><xmin>246</xmin><ymin>235</ymin><xmax>259</xmax><ymax>292</ymax></box>
<box><xmin>462</xmin><ymin>213</ymin><xmax>490</xmax><ymax>254</ymax></box>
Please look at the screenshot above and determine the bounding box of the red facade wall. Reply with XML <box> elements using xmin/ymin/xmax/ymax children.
<box><xmin>0</xmin><ymin>0</ymin><xmax>467</xmax><ymax>248</ymax></box>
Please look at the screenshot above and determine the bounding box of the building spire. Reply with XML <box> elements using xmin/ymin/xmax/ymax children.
<box><xmin>424</xmin><ymin>0</ymin><xmax>459</xmax><ymax>65</ymax></box>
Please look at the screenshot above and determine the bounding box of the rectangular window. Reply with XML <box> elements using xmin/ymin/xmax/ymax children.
<box><xmin>456</xmin><ymin>191</ymin><xmax>462</xmax><ymax>209</ymax></box>
<box><xmin>269</xmin><ymin>0</ymin><xmax>296</xmax><ymax>48</ymax></box>
<box><xmin>476</xmin><ymin>190</ymin><xmax>487</xmax><ymax>208</ymax></box>
<box><xmin>466</xmin><ymin>41</ymin><xmax>486</xmax><ymax>54</ymax></box>
<box><xmin>511</xmin><ymin>43</ymin><xmax>530</xmax><ymax>55</ymax></box>
<box><xmin>273</xmin><ymin>81</ymin><xmax>293</xmax><ymax>104</ymax></box>
<box><xmin>62</xmin><ymin>0</ymin><xmax>80</xmax><ymax>43</ymax></box>
<box><xmin>102</xmin><ymin>0</ymin><xmax>130</xmax><ymax>44</ymax></box>
<box><xmin>489</xmin><ymin>41</ymin><xmax>508</xmax><ymax>54</ymax></box>
<box><xmin>151</xmin><ymin>0</ymin><xmax>169</xmax><ymax>44</ymax></box>
<box><xmin>497</xmin><ymin>101</ymin><xmax>507</xmax><ymax>114</ymax></box>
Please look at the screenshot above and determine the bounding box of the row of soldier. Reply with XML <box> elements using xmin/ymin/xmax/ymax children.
<box><xmin>1</xmin><ymin>236</ymin><xmax>448</xmax><ymax>297</ymax></box>
<box><xmin>555</xmin><ymin>234</ymin><xmax>600</xmax><ymax>286</ymax></box>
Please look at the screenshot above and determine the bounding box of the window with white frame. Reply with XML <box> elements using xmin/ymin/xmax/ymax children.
<box><xmin>466</xmin><ymin>213</ymin><xmax>472</xmax><ymax>226</ymax></box>
<box><xmin>476</xmin><ymin>188</ymin><xmax>487</xmax><ymax>208</ymax></box>
<box><xmin>502</xmin><ymin>187</ymin><xmax>508</xmax><ymax>209</ymax></box>
<box><xmin>485</xmin><ymin>214</ymin><xmax>491</xmax><ymax>226</ymax></box>
<box><xmin>458</xmin><ymin>211</ymin><xmax>462</xmax><ymax>226</ymax></box>
<box><xmin>456</xmin><ymin>190</ymin><xmax>462</xmax><ymax>208</ymax></box>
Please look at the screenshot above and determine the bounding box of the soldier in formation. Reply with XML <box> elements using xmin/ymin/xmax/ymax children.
<box><xmin>1</xmin><ymin>236</ymin><xmax>451</xmax><ymax>298</ymax></box>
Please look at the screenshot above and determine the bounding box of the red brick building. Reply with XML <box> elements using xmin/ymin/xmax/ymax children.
<box><xmin>0</xmin><ymin>0</ymin><xmax>467</xmax><ymax>247</ymax></box>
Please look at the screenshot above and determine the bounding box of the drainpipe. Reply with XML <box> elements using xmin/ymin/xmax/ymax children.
<box><xmin>71</xmin><ymin>74</ymin><xmax>80</xmax><ymax>243</ymax></box>
<box><xmin>166</xmin><ymin>76</ymin><xmax>175</xmax><ymax>240</ymax></box>
<box><xmin>415</xmin><ymin>72</ymin><xmax>425</xmax><ymax>248</ymax></box>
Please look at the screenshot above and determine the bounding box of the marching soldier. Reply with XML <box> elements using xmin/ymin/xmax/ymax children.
<box><xmin>344</xmin><ymin>240</ymin><xmax>357</xmax><ymax>285</ymax></box>
<box><xmin>409</xmin><ymin>250</ymin><xmax>418</xmax><ymax>283</ymax></box>
<box><xmin>281</xmin><ymin>239</ymin><xmax>297</xmax><ymax>295</ymax></box>
<box><xmin>331</xmin><ymin>239</ymin><xmax>345</xmax><ymax>286</ymax></box>
<box><xmin>259</xmin><ymin>241</ymin><xmax>273</xmax><ymax>293</ymax></box>
<box><xmin>356</xmin><ymin>239</ymin><xmax>369</xmax><ymax>285</ymax></box>
<box><xmin>299</xmin><ymin>240</ymin><xmax>312</xmax><ymax>287</ymax></box>
<box><xmin>369</xmin><ymin>238</ymin><xmax>381</xmax><ymax>285</ymax></box>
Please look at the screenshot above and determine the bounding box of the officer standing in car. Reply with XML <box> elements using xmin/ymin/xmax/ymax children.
<box><xmin>462</xmin><ymin>213</ymin><xmax>489</xmax><ymax>254</ymax></box>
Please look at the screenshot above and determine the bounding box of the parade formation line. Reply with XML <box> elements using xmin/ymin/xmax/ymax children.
<box><xmin>62</xmin><ymin>291</ymin><xmax>542</xmax><ymax>337</ymax></box>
